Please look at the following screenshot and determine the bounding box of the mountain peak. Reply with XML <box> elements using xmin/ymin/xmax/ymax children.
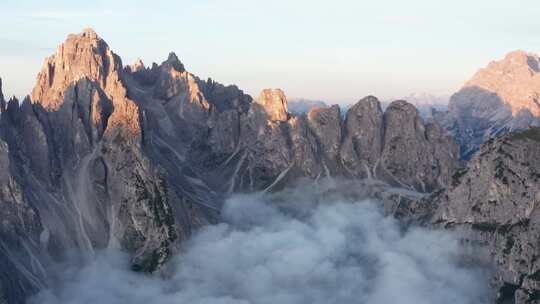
<box><xmin>387</xmin><ymin>99</ymin><xmax>417</xmax><ymax>110</ymax></box>
<box><xmin>128</xmin><ymin>58</ymin><xmax>145</xmax><ymax>72</ymax></box>
<box><xmin>458</xmin><ymin>50</ymin><xmax>540</xmax><ymax>117</ymax></box>
<box><xmin>348</xmin><ymin>96</ymin><xmax>382</xmax><ymax>116</ymax></box>
<box><xmin>498</xmin><ymin>50</ymin><xmax>540</xmax><ymax>72</ymax></box>
<box><xmin>257</xmin><ymin>88</ymin><xmax>289</xmax><ymax>121</ymax></box>
<box><xmin>358</xmin><ymin>95</ymin><xmax>380</xmax><ymax>105</ymax></box>
<box><xmin>81</xmin><ymin>27</ymin><xmax>99</xmax><ymax>39</ymax></box>
<box><xmin>504</xmin><ymin>49</ymin><xmax>536</xmax><ymax>59</ymax></box>
<box><xmin>31</xmin><ymin>28</ymin><xmax>121</xmax><ymax>109</ymax></box>
<box><xmin>446</xmin><ymin>50</ymin><xmax>540</xmax><ymax>157</ymax></box>
<box><xmin>30</xmin><ymin>29</ymin><xmax>140</xmax><ymax>138</ymax></box>
<box><xmin>163</xmin><ymin>52</ymin><xmax>185</xmax><ymax>72</ymax></box>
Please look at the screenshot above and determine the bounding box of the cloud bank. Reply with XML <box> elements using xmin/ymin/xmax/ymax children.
<box><xmin>30</xmin><ymin>183</ymin><xmax>491</xmax><ymax>304</ymax></box>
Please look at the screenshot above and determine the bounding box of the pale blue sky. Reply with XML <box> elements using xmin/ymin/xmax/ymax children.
<box><xmin>1</xmin><ymin>0</ymin><xmax>539</xmax><ymax>103</ymax></box>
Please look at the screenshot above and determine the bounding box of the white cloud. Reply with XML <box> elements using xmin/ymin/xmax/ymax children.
<box><xmin>29</xmin><ymin>182</ymin><xmax>492</xmax><ymax>304</ymax></box>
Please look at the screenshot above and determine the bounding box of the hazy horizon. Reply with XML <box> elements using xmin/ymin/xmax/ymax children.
<box><xmin>1</xmin><ymin>0</ymin><xmax>539</xmax><ymax>104</ymax></box>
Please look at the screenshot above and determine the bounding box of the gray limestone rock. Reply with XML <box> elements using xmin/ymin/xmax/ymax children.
<box><xmin>380</xmin><ymin>100</ymin><xmax>458</xmax><ymax>192</ymax></box>
<box><xmin>431</xmin><ymin>127</ymin><xmax>540</xmax><ymax>303</ymax></box>
<box><xmin>340</xmin><ymin>96</ymin><xmax>384</xmax><ymax>178</ymax></box>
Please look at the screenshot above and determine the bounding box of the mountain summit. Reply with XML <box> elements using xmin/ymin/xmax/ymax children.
<box><xmin>458</xmin><ymin>50</ymin><xmax>540</xmax><ymax>117</ymax></box>
<box><xmin>30</xmin><ymin>27</ymin><xmax>141</xmax><ymax>138</ymax></box>
<box><xmin>256</xmin><ymin>88</ymin><xmax>289</xmax><ymax>121</ymax></box>
<box><xmin>445</xmin><ymin>50</ymin><xmax>540</xmax><ymax>157</ymax></box>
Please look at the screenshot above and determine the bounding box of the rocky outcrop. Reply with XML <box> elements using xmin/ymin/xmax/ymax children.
<box><xmin>444</xmin><ymin>50</ymin><xmax>540</xmax><ymax>158</ymax></box>
<box><xmin>307</xmin><ymin>105</ymin><xmax>342</xmax><ymax>168</ymax></box>
<box><xmin>257</xmin><ymin>88</ymin><xmax>289</xmax><ymax>121</ymax></box>
<box><xmin>340</xmin><ymin>96</ymin><xmax>383</xmax><ymax>178</ymax></box>
<box><xmin>430</xmin><ymin>127</ymin><xmax>540</xmax><ymax>303</ymax></box>
<box><xmin>191</xmin><ymin>91</ymin><xmax>458</xmax><ymax>193</ymax></box>
<box><xmin>379</xmin><ymin>100</ymin><xmax>458</xmax><ymax>192</ymax></box>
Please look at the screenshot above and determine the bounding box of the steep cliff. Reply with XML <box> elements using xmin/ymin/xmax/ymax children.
<box><xmin>190</xmin><ymin>92</ymin><xmax>458</xmax><ymax>194</ymax></box>
<box><xmin>431</xmin><ymin>127</ymin><xmax>540</xmax><ymax>303</ymax></box>
<box><xmin>0</xmin><ymin>29</ymin><xmax>209</xmax><ymax>303</ymax></box>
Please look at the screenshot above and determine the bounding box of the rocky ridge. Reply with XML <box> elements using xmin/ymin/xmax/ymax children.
<box><xmin>0</xmin><ymin>29</ymin><xmax>458</xmax><ymax>303</ymax></box>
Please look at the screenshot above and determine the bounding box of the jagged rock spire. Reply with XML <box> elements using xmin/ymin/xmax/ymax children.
<box><xmin>31</xmin><ymin>28</ymin><xmax>119</xmax><ymax>109</ymax></box>
<box><xmin>340</xmin><ymin>96</ymin><xmax>384</xmax><ymax>177</ymax></box>
<box><xmin>257</xmin><ymin>88</ymin><xmax>289</xmax><ymax>121</ymax></box>
<box><xmin>128</xmin><ymin>58</ymin><xmax>145</xmax><ymax>72</ymax></box>
<box><xmin>162</xmin><ymin>52</ymin><xmax>185</xmax><ymax>72</ymax></box>
<box><xmin>30</xmin><ymin>28</ymin><xmax>141</xmax><ymax>138</ymax></box>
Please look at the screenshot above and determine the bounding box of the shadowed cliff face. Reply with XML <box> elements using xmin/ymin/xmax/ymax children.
<box><xmin>442</xmin><ymin>86</ymin><xmax>540</xmax><ymax>159</ymax></box>
<box><xmin>0</xmin><ymin>29</ymin><xmax>458</xmax><ymax>303</ymax></box>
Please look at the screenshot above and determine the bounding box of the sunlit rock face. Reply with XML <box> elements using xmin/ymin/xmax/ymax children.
<box><xmin>443</xmin><ymin>50</ymin><xmax>540</xmax><ymax>158</ymax></box>
<box><xmin>0</xmin><ymin>29</ymin><xmax>459</xmax><ymax>303</ymax></box>
<box><xmin>30</xmin><ymin>28</ymin><xmax>140</xmax><ymax>138</ymax></box>
<box><xmin>257</xmin><ymin>88</ymin><xmax>289</xmax><ymax>121</ymax></box>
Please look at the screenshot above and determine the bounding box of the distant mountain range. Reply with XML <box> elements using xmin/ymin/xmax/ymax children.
<box><xmin>289</xmin><ymin>93</ymin><xmax>448</xmax><ymax>119</ymax></box>
<box><xmin>287</xmin><ymin>98</ymin><xmax>329</xmax><ymax>114</ymax></box>
<box><xmin>383</xmin><ymin>93</ymin><xmax>449</xmax><ymax>117</ymax></box>
<box><xmin>393</xmin><ymin>92</ymin><xmax>449</xmax><ymax>107</ymax></box>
